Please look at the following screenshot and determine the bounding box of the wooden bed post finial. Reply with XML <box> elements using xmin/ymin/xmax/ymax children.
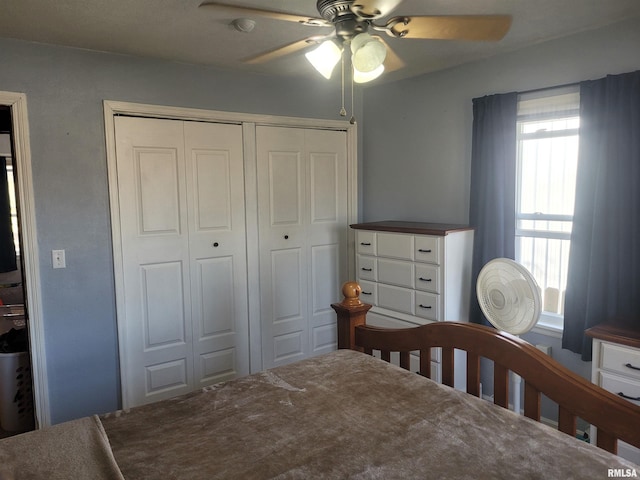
<box><xmin>341</xmin><ymin>281</ymin><xmax>363</xmax><ymax>306</ymax></box>
<box><xmin>332</xmin><ymin>281</ymin><xmax>372</xmax><ymax>351</ymax></box>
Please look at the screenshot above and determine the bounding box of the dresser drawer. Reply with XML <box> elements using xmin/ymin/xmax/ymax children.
<box><xmin>378</xmin><ymin>284</ymin><xmax>414</xmax><ymax>315</ymax></box>
<box><xmin>358</xmin><ymin>280</ymin><xmax>377</xmax><ymax>305</ymax></box>
<box><xmin>599</xmin><ymin>371</ymin><xmax>640</xmax><ymax>407</ymax></box>
<box><xmin>357</xmin><ymin>255</ymin><xmax>377</xmax><ymax>281</ymax></box>
<box><xmin>356</xmin><ymin>231</ymin><xmax>376</xmax><ymax>256</ymax></box>
<box><xmin>415</xmin><ymin>264</ymin><xmax>440</xmax><ymax>293</ymax></box>
<box><xmin>377</xmin><ymin>233</ymin><xmax>414</xmax><ymax>260</ymax></box>
<box><xmin>415</xmin><ymin>236</ymin><xmax>441</xmax><ymax>264</ymax></box>
<box><xmin>600</xmin><ymin>342</ymin><xmax>640</xmax><ymax>381</ymax></box>
<box><xmin>378</xmin><ymin>258</ymin><xmax>414</xmax><ymax>288</ymax></box>
<box><xmin>415</xmin><ymin>291</ymin><xmax>440</xmax><ymax>321</ymax></box>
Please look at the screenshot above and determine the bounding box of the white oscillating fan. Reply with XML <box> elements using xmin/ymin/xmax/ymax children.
<box><xmin>476</xmin><ymin>258</ymin><xmax>541</xmax><ymax>413</ymax></box>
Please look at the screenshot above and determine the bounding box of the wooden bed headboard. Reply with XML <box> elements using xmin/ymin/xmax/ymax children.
<box><xmin>332</xmin><ymin>282</ymin><xmax>640</xmax><ymax>455</ymax></box>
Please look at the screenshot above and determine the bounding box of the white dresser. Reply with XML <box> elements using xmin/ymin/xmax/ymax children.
<box><xmin>351</xmin><ymin>221</ymin><xmax>474</xmax><ymax>388</ymax></box>
<box><xmin>586</xmin><ymin>323</ymin><xmax>640</xmax><ymax>464</ymax></box>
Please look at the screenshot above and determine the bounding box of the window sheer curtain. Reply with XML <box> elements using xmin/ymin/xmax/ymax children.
<box><xmin>469</xmin><ymin>93</ymin><xmax>518</xmax><ymax>325</ymax></box>
<box><xmin>562</xmin><ymin>70</ymin><xmax>640</xmax><ymax>360</ymax></box>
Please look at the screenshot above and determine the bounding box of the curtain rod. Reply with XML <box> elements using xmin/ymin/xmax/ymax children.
<box><xmin>519</xmin><ymin>81</ymin><xmax>580</xmax><ymax>96</ymax></box>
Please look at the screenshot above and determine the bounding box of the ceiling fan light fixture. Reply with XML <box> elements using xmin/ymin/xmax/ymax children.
<box><xmin>305</xmin><ymin>40</ymin><xmax>343</xmax><ymax>79</ymax></box>
<box><xmin>353</xmin><ymin>63</ymin><xmax>384</xmax><ymax>83</ymax></box>
<box><xmin>350</xmin><ymin>33</ymin><xmax>386</xmax><ymax>73</ymax></box>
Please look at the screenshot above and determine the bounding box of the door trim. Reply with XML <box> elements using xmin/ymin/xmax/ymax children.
<box><xmin>0</xmin><ymin>91</ymin><xmax>50</xmax><ymax>427</ymax></box>
<box><xmin>104</xmin><ymin>100</ymin><xmax>357</xmax><ymax>395</ymax></box>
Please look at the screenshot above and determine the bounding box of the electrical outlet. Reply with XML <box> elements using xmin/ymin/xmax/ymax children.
<box><xmin>52</xmin><ymin>249</ymin><xmax>66</xmax><ymax>269</ymax></box>
<box><xmin>536</xmin><ymin>344</ymin><xmax>552</xmax><ymax>356</ymax></box>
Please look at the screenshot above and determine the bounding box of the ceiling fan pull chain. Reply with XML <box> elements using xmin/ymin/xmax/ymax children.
<box><xmin>339</xmin><ymin>48</ymin><xmax>347</xmax><ymax>117</ymax></box>
<box><xmin>350</xmin><ymin>58</ymin><xmax>356</xmax><ymax>124</ymax></box>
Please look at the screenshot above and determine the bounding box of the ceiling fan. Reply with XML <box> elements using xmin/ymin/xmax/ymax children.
<box><xmin>200</xmin><ymin>0</ymin><xmax>512</xmax><ymax>83</ymax></box>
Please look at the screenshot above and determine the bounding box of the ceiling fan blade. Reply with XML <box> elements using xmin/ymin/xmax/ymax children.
<box><xmin>350</xmin><ymin>0</ymin><xmax>404</xmax><ymax>20</ymax></box>
<box><xmin>386</xmin><ymin>15</ymin><xmax>512</xmax><ymax>41</ymax></box>
<box><xmin>199</xmin><ymin>2</ymin><xmax>331</xmax><ymax>27</ymax></box>
<box><xmin>377</xmin><ymin>37</ymin><xmax>405</xmax><ymax>72</ymax></box>
<box><xmin>243</xmin><ymin>38</ymin><xmax>318</xmax><ymax>64</ymax></box>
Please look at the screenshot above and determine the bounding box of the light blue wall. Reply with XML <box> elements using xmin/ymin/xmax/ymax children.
<box><xmin>0</xmin><ymin>37</ymin><xmax>363</xmax><ymax>424</ymax></box>
<box><xmin>361</xmin><ymin>17</ymin><xmax>640</xmax><ymax>416</ymax></box>
<box><xmin>362</xmin><ymin>17</ymin><xmax>640</xmax><ymax>225</ymax></box>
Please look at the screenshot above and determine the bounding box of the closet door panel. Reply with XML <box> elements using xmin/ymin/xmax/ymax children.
<box><xmin>309</xmin><ymin>151</ymin><xmax>339</xmax><ymax>223</ymax></box>
<box><xmin>271</xmin><ymin>249</ymin><xmax>304</xmax><ymax>322</ymax></box>
<box><xmin>194</xmin><ymin>256</ymin><xmax>238</xmax><ymax>384</ymax></box>
<box><xmin>140</xmin><ymin>262</ymin><xmax>190</xmax><ymax>395</ymax></box>
<box><xmin>192</xmin><ymin>150</ymin><xmax>232</xmax><ymax>229</ymax></box>
<box><xmin>311</xmin><ymin>243</ymin><xmax>341</xmax><ymax>353</ymax></box>
<box><xmin>145</xmin><ymin>360</ymin><xmax>188</xmax><ymax>395</ymax></box>
<box><xmin>115</xmin><ymin>116</ymin><xmax>194</xmax><ymax>407</ymax></box>
<box><xmin>257</xmin><ymin>126</ymin><xmax>347</xmax><ymax>367</ymax></box>
<box><xmin>269</xmin><ymin>152</ymin><xmax>303</xmax><ymax>226</ymax></box>
<box><xmin>270</xmin><ymin>247</ymin><xmax>306</xmax><ymax>362</ymax></box>
<box><xmin>197</xmin><ymin>258</ymin><xmax>234</xmax><ymax>336</ymax></box>
<box><xmin>306</xmin><ymin>129</ymin><xmax>348</xmax><ymax>355</ymax></box>
<box><xmin>141</xmin><ymin>262</ymin><xmax>187</xmax><ymax>348</ymax></box>
<box><xmin>257</xmin><ymin>126</ymin><xmax>308</xmax><ymax>368</ymax></box>
<box><xmin>137</xmin><ymin>149</ymin><xmax>181</xmax><ymax>234</ymax></box>
<box><xmin>184</xmin><ymin>121</ymin><xmax>249</xmax><ymax>387</ymax></box>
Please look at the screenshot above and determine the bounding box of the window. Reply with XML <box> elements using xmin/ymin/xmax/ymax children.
<box><xmin>5</xmin><ymin>157</ymin><xmax>19</xmax><ymax>256</ymax></box>
<box><xmin>515</xmin><ymin>87</ymin><xmax>580</xmax><ymax>331</ymax></box>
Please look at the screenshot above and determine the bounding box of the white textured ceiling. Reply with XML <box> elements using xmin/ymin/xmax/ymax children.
<box><xmin>1</xmin><ymin>0</ymin><xmax>639</xmax><ymax>84</ymax></box>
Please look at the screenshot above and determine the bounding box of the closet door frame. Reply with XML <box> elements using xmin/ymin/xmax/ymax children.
<box><xmin>104</xmin><ymin>100</ymin><xmax>357</xmax><ymax>403</ymax></box>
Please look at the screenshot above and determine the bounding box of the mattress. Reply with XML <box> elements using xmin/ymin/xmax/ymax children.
<box><xmin>100</xmin><ymin>349</ymin><xmax>639</xmax><ymax>479</ymax></box>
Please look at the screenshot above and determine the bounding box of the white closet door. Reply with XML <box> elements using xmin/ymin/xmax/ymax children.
<box><xmin>183</xmin><ymin>121</ymin><xmax>249</xmax><ymax>388</ymax></box>
<box><xmin>305</xmin><ymin>129</ymin><xmax>348</xmax><ymax>358</ymax></box>
<box><xmin>114</xmin><ymin>117</ymin><xmax>248</xmax><ymax>408</ymax></box>
<box><xmin>115</xmin><ymin>116</ymin><xmax>193</xmax><ymax>407</ymax></box>
<box><xmin>257</xmin><ymin>126</ymin><xmax>348</xmax><ymax>368</ymax></box>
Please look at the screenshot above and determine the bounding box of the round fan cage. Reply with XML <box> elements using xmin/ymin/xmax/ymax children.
<box><xmin>476</xmin><ymin>258</ymin><xmax>541</xmax><ymax>335</ymax></box>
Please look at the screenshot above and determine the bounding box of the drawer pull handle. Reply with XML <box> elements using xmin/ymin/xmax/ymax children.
<box><xmin>418</xmin><ymin>249</ymin><xmax>432</xmax><ymax>253</ymax></box>
<box><xmin>625</xmin><ymin>363</ymin><xmax>640</xmax><ymax>371</ymax></box>
<box><xmin>361</xmin><ymin>267</ymin><xmax>372</xmax><ymax>272</ymax></box>
<box><xmin>419</xmin><ymin>277</ymin><xmax>432</xmax><ymax>282</ymax></box>
<box><xmin>362</xmin><ymin>291</ymin><xmax>372</xmax><ymax>295</ymax></box>
<box><xmin>419</xmin><ymin>304</ymin><xmax>432</xmax><ymax>309</ymax></box>
<box><xmin>618</xmin><ymin>392</ymin><xmax>640</xmax><ymax>401</ymax></box>
<box><xmin>360</xmin><ymin>242</ymin><xmax>372</xmax><ymax>246</ymax></box>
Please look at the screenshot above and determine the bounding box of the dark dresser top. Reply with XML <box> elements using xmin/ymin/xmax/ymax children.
<box><xmin>585</xmin><ymin>322</ymin><xmax>640</xmax><ymax>350</ymax></box>
<box><xmin>350</xmin><ymin>221</ymin><xmax>473</xmax><ymax>236</ymax></box>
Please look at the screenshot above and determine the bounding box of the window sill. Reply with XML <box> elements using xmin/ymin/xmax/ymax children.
<box><xmin>531</xmin><ymin>312</ymin><xmax>563</xmax><ymax>339</ymax></box>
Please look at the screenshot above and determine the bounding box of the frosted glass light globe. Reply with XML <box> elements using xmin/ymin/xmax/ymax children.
<box><xmin>351</xmin><ymin>33</ymin><xmax>386</xmax><ymax>73</ymax></box>
<box><xmin>305</xmin><ymin>40</ymin><xmax>342</xmax><ymax>79</ymax></box>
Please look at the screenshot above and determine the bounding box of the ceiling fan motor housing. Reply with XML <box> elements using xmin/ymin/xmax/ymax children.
<box><xmin>317</xmin><ymin>0</ymin><xmax>353</xmax><ymax>20</ymax></box>
<box><xmin>317</xmin><ymin>0</ymin><xmax>368</xmax><ymax>38</ymax></box>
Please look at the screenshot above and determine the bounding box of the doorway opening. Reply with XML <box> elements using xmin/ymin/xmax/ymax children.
<box><xmin>0</xmin><ymin>106</ymin><xmax>35</xmax><ymax>437</ymax></box>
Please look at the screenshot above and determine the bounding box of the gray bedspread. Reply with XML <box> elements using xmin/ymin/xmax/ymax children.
<box><xmin>101</xmin><ymin>349</ymin><xmax>639</xmax><ymax>479</ymax></box>
<box><xmin>0</xmin><ymin>415</ymin><xmax>124</xmax><ymax>480</ymax></box>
